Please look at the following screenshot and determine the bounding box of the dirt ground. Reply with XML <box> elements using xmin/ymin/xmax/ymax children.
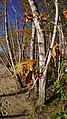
<box><xmin>0</xmin><ymin>63</ymin><xmax>38</xmax><ymax>119</ymax></box>
<box><xmin>0</xmin><ymin>63</ymin><xmax>63</xmax><ymax>119</ymax></box>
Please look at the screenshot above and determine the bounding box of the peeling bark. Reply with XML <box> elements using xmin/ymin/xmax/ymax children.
<box><xmin>30</xmin><ymin>22</ymin><xmax>38</xmax><ymax>92</ymax></box>
<box><xmin>28</xmin><ymin>0</ymin><xmax>46</xmax><ymax>103</ymax></box>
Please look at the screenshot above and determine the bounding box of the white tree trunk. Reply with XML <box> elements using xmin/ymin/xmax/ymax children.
<box><xmin>28</xmin><ymin>0</ymin><xmax>46</xmax><ymax>103</ymax></box>
<box><xmin>10</xmin><ymin>1</ymin><xmax>21</xmax><ymax>62</ymax></box>
<box><xmin>0</xmin><ymin>44</ymin><xmax>11</xmax><ymax>67</ymax></box>
<box><xmin>15</xmin><ymin>13</ymin><xmax>21</xmax><ymax>62</ymax></box>
<box><xmin>30</xmin><ymin>22</ymin><xmax>38</xmax><ymax>91</ymax></box>
<box><xmin>43</xmin><ymin>0</ymin><xmax>58</xmax><ymax>82</ymax></box>
<box><xmin>30</xmin><ymin>22</ymin><xmax>36</xmax><ymax>60</ymax></box>
<box><xmin>59</xmin><ymin>17</ymin><xmax>65</xmax><ymax>55</ymax></box>
<box><xmin>5</xmin><ymin>0</ymin><xmax>15</xmax><ymax>67</ymax></box>
<box><xmin>0</xmin><ymin>57</ymin><xmax>13</xmax><ymax>76</ymax></box>
<box><xmin>57</xmin><ymin>16</ymin><xmax>65</xmax><ymax>81</ymax></box>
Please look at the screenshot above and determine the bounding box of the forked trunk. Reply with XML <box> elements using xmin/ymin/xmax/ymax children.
<box><xmin>43</xmin><ymin>0</ymin><xmax>58</xmax><ymax>86</ymax></box>
<box><xmin>28</xmin><ymin>0</ymin><xmax>46</xmax><ymax>103</ymax></box>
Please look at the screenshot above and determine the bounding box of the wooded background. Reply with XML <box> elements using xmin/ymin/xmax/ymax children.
<box><xmin>0</xmin><ymin>0</ymin><xmax>67</xmax><ymax>112</ymax></box>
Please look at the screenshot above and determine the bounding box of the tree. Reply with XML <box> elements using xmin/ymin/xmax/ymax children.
<box><xmin>0</xmin><ymin>0</ymin><xmax>66</xmax><ymax>105</ymax></box>
<box><xmin>0</xmin><ymin>0</ymin><xmax>23</xmax><ymax>87</ymax></box>
<box><xmin>28</xmin><ymin>0</ymin><xmax>47</xmax><ymax>103</ymax></box>
<box><xmin>5</xmin><ymin>0</ymin><xmax>15</xmax><ymax>67</ymax></box>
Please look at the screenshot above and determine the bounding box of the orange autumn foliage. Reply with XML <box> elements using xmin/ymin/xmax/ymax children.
<box><xmin>25</xmin><ymin>70</ymin><xmax>32</xmax><ymax>87</ymax></box>
<box><xmin>52</xmin><ymin>46</ymin><xmax>56</xmax><ymax>59</ymax></box>
<box><xmin>20</xmin><ymin>43</ymin><xmax>25</xmax><ymax>50</ymax></box>
<box><xmin>14</xmin><ymin>59</ymin><xmax>37</xmax><ymax>87</ymax></box>
<box><xmin>39</xmin><ymin>14</ymin><xmax>47</xmax><ymax>22</ymax></box>
<box><xmin>52</xmin><ymin>43</ymin><xmax>60</xmax><ymax>59</ymax></box>
<box><xmin>22</xmin><ymin>13</ymin><xmax>33</xmax><ymax>22</ymax></box>
<box><xmin>23</xmin><ymin>13</ymin><xmax>47</xmax><ymax>22</ymax></box>
<box><xmin>63</xmin><ymin>10</ymin><xmax>67</xmax><ymax>18</ymax></box>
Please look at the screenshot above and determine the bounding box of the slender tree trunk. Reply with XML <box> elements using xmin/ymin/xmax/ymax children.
<box><xmin>4</xmin><ymin>0</ymin><xmax>23</xmax><ymax>87</ymax></box>
<box><xmin>9</xmin><ymin>16</ymin><xmax>16</xmax><ymax>65</ymax></box>
<box><xmin>30</xmin><ymin>22</ymin><xmax>38</xmax><ymax>92</ymax></box>
<box><xmin>0</xmin><ymin>57</ymin><xmax>13</xmax><ymax>76</ymax></box>
<box><xmin>28</xmin><ymin>0</ymin><xmax>46</xmax><ymax>103</ymax></box>
<box><xmin>15</xmin><ymin>13</ymin><xmax>21</xmax><ymax>62</ymax></box>
<box><xmin>0</xmin><ymin>44</ymin><xmax>11</xmax><ymax>67</ymax></box>
<box><xmin>5</xmin><ymin>0</ymin><xmax>15</xmax><ymax>67</ymax></box>
<box><xmin>9</xmin><ymin>0</ymin><xmax>21</xmax><ymax>62</ymax></box>
<box><xmin>43</xmin><ymin>0</ymin><xmax>58</xmax><ymax>82</ymax></box>
<box><xmin>57</xmin><ymin>16</ymin><xmax>64</xmax><ymax>81</ymax></box>
<box><xmin>59</xmin><ymin>17</ymin><xmax>65</xmax><ymax>55</ymax></box>
<box><xmin>30</xmin><ymin>22</ymin><xmax>36</xmax><ymax>60</ymax></box>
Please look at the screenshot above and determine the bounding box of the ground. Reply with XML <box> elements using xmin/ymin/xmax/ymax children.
<box><xmin>0</xmin><ymin>63</ymin><xmax>36</xmax><ymax>119</ymax></box>
<box><xmin>0</xmin><ymin>63</ymin><xmax>65</xmax><ymax>119</ymax></box>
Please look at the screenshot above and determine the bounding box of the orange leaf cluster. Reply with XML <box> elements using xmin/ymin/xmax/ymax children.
<box><xmin>63</xmin><ymin>10</ymin><xmax>67</xmax><ymax>18</ymax></box>
<box><xmin>52</xmin><ymin>43</ymin><xmax>60</xmax><ymax>59</ymax></box>
<box><xmin>25</xmin><ymin>70</ymin><xmax>32</xmax><ymax>87</ymax></box>
<box><xmin>22</xmin><ymin>13</ymin><xmax>47</xmax><ymax>22</ymax></box>
<box><xmin>14</xmin><ymin>59</ymin><xmax>37</xmax><ymax>87</ymax></box>
<box><xmin>39</xmin><ymin>14</ymin><xmax>47</xmax><ymax>22</ymax></box>
<box><xmin>22</xmin><ymin>13</ymin><xmax>33</xmax><ymax>22</ymax></box>
<box><xmin>20</xmin><ymin>43</ymin><xmax>25</xmax><ymax>50</ymax></box>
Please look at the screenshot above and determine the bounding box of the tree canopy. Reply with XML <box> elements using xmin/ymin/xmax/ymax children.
<box><xmin>0</xmin><ymin>0</ymin><xmax>67</xmax><ymax>118</ymax></box>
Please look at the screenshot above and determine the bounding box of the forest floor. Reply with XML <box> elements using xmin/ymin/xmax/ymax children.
<box><xmin>0</xmin><ymin>63</ymin><xmax>66</xmax><ymax>119</ymax></box>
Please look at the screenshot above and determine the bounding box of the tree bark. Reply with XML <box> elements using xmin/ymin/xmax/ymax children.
<box><xmin>30</xmin><ymin>22</ymin><xmax>38</xmax><ymax>92</ymax></box>
<box><xmin>43</xmin><ymin>0</ymin><xmax>58</xmax><ymax>83</ymax></box>
<box><xmin>5</xmin><ymin>0</ymin><xmax>15</xmax><ymax>67</ymax></box>
<box><xmin>28</xmin><ymin>0</ymin><xmax>46</xmax><ymax>103</ymax></box>
<box><xmin>15</xmin><ymin>13</ymin><xmax>21</xmax><ymax>62</ymax></box>
<box><xmin>4</xmin><ymin>0</ymin><xmax>23</xmax><ymax>88</ymax></box>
